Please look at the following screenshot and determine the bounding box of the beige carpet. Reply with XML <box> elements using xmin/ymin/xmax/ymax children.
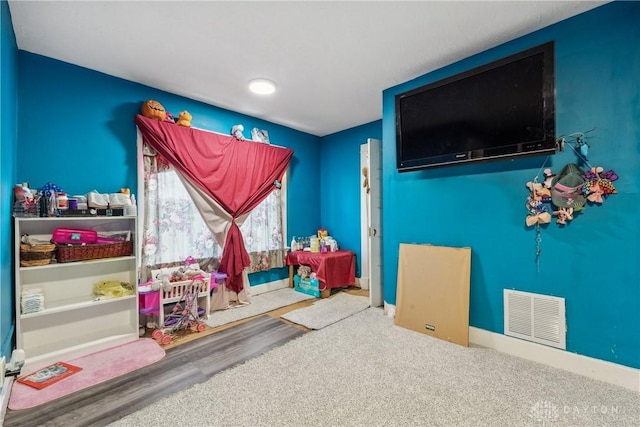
<box><xmin>112</xmin><ymin>308</ymin><xmax>640</xmax><ymax>426</ymax></box>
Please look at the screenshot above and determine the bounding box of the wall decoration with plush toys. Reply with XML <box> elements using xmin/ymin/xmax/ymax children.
<box><xmin>523</xmin><ymin>130</ymin><xmax>619</xmax><ymax>269</ymax></box>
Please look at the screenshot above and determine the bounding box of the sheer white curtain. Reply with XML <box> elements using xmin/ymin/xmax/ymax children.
<box><xmin>143</xmin><ymin>167</ymin><xmax>222</xmax><ymax>267</ymax></box>
<box><xmin>240</xmin><ymin>189</ymin><xmax>287</xmax><ymax>273</ymax></box>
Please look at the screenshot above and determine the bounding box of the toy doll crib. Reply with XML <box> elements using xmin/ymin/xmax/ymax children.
<box><xmin>138</xmin><ymin>263</ymin><xmax>227</xmax><ymax>327</ymax></box>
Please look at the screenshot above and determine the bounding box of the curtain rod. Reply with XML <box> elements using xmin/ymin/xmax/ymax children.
<box><xmin>190</xmin><ymin>125</ymin><xmax>286</xmax><ymax>149</ymax></box>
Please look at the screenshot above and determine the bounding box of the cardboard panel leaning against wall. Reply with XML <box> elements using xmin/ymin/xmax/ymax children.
<box><xmin>395</xmin><ymin>244</ymin><xmax>471</xmax><ymax>347</ymax></box>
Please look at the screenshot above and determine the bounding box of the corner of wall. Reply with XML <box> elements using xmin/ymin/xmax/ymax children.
<box><xmin>0</xmin><ymin>324</ymin><xmax>14</xmax><ymax>362</ymax></box>
<box><xmin>383</xmin><ymin>302</ymin><xmax>396</xmax><ymax>318</ymax></box>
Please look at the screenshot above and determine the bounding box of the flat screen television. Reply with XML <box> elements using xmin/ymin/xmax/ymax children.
<box><xmin>395</xmin><ymin>41</ymin><xmax>556</xmax><ymax>172</ymax></box>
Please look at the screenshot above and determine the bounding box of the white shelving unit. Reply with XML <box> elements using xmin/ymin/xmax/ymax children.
<box><xmin>14</xmin><ymin>216</ymin><xmax>139</xmax><ymax>371</ymax></box>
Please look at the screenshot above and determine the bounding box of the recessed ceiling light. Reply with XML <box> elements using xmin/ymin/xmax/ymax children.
<box><xmin>249</xmin><ymin>78</ymin><xmax>276</xmax><ymax>95</ymax></box>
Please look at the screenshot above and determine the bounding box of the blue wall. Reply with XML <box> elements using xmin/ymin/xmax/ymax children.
<box><xmin>1</xmin><ymin>0</ymin><xmax>18</xmax><ymax>361</ymax></box>
<box><xmin>320</xmin><ymin>121</ymin><xmax>382</xmax><ymax>277</ymax></box>
<box><xmin>381</xmin><ymin>2</ymin><xmax>639</xmax><ymax>368</ymax></box>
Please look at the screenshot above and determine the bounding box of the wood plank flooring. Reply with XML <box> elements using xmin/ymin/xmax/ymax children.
<box><xmin>3</xmin><ymin>315</ymin><xmax>306</xmax><ymax>427</ymax></box>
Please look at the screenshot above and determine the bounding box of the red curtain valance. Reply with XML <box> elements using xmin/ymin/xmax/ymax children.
<box><xmin>135</xmin><ymin>115</ymin><xmax>293</xmax><ymax>292</ymax></box>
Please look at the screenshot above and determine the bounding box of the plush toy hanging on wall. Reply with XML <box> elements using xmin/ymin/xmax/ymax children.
<box><xmin>523</xmin><ymin>129</ymin><xmax>620</xmax><ymax>271</ymax></box>
<box><xmin>141</xmin><ymin>99</ymin><xmax>167</xmax><ymax>121</ymax></box>
<box><xmin>524</xmin><ymin>130</ymin><xmax>620</xmax><ymax>228</ymax></box>
<box><xmin>525</xmin><ymin>161</ymin><xmax>619</xmax><ymax>227</ymax></box>
<box><xmin>524</xmin><ymin>180</ymin><xmax>552</xmax><ymax>227</ymax></box>
<box><xmin>583</xmin><ymin>167</ymin><xmax>618</xmax><ymax>204</ymax></box>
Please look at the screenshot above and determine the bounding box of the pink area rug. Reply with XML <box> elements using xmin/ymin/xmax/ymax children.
<box><xmin>8</xmin><ymin>338</ymin><xmax>165</xmax><ymax>410</ymax></box>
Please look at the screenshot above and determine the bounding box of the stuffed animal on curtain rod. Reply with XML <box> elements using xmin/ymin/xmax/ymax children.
<box><xmin>231</xmin><ymin>124</ymin><xmax>246</xmax><ymax>140</ymax></box>
<box><xmin>141</xmin><ymin>99</ymin><xmax>167</xmax><ymax>121</ymax></box>
<box><xmin>176</xmin><ymin>110</ymin><xmax>192</xmax><ymax>127</ymax></box>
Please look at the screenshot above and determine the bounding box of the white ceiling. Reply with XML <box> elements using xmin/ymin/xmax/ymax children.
<box><xmin>8</xmin><ymin>1</ymin><xmax>606</xmax><ymax>137</ymax></box>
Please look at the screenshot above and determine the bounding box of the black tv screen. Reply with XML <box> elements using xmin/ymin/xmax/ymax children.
<box><xmin>395</xmin><ymin>41</ymin><xmax>556</xmax><ymax>171</ymax></box>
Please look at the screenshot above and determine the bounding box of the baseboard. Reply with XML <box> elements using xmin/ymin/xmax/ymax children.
<box><xmin>0</xmin><ymin>376</ymin><xmax>14</xmax><ymax>425</ymax></box>
<box><xmin>469</xmin><ymin>326</ymin><xmax>640</xmax><ymax>393</ymax></box>
<box><xmin>248</xmin><ymin>276</ymin><xmax>365</xmax><ymax>297</ymax></box>
<box><xmin>354</xmin><ymin>276</ymin><xmax>363</xmax><ymax>288</ymax></box>
<box><xmin>249</xmin><ymin>278</ymin><xmax>289</xmax><ymax>296</ymax></box>
<box><xmin>382</xmin><ymin>304</ymin><xmax>637</xmax><ymax>392</ymax></box>
<box><xmin>383</xmin><ymin>301</ymin><xmax>396</xmax><ymax>318</ymax></box>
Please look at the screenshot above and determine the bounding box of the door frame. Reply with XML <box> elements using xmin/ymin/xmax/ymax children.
<box><xmin>360</xmin><ymin>138</ymin><xmax>382</xmax><ymax>307</ymax></box>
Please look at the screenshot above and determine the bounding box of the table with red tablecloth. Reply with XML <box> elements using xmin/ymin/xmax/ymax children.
<box><xmin>286</xmin><ymin>250</ymin><xmax>356</xmax><ymax>297</ymax></box>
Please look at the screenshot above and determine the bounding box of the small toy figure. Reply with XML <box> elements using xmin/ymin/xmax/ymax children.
<box><xmin>176</xmin><ymin>110</ymin><xmax>192</xmax><ymax>127</ymax></box>
<box><xmin>231</xmin><ymin>124</ymin><xmax>245</xmax><ymax>140</ymax></box>
<box><xmin>297</xmin><ymin>265</ymin><xmax>312</xmax><ymax>279</ymax></box>
<box><xmin>155</xmin><ymin>272</ymin><xmax>173</xmax><ymax>292</ymax></box>
<box><xmin>583</xmin><ymin>166</ymin><xmax>618</xmax><ymax>205</ymax></box>
<box><xmin>543</xmin><ymin>168</ymin><xmax>555</xmax><ymax>189</ymax></box>
<box><xmin>553</xmin><ymin>207</ymin><xmax>574</xmax><ymax>225</ymax></box>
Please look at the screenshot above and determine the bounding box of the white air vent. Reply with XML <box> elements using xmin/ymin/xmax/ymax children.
<box><xmin>504</xmin><ymin>289</ymin><xmax>566</xmax><ymax>350</ymax></box>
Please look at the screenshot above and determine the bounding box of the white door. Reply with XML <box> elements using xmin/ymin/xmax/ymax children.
<box><xmin>359</xmin><ymin>146</ymin><xmax>370</xmax><ymax>291</ymax></box>
<box><xmin>361</xmin><ymin>138</ymin><xmax>382</xmax><ymax>307</ymax></box>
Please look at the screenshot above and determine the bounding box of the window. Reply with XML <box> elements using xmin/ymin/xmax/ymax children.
<box><xmin>140</xmin><ymin>145</ymin><xmax>287</xmax><ymax>279</ymax></box>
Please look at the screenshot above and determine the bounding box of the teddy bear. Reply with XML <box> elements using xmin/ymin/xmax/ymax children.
<box><xmin>155</xmin><ymin>271</ymin><xmax>173</xmax><ymax>292</ymax></box>
<box><xmin>297</xmin><ymin>265</ymin><xmax>312</xmax><ymax>279</ymax></box>
<box><xmin>176</xmin><ymin>110</ymin><xmax>192</xmax><ymax>127</ymax></box>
